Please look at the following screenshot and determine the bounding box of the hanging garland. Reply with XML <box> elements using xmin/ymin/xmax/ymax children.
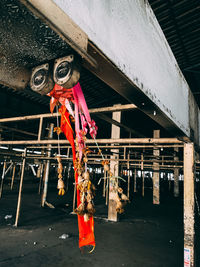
<box><xmin>48</xmin><ymin>83</ymin><xmax>96</xmax><ymax>250</ymax></box>
<box><xmin>48</xmin><ymin>82</ymin><xmax>129</xmax><ymax>250</ymax></box>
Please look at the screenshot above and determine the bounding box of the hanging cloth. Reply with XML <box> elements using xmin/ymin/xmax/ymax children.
<box><xmin>59</xmin><ymin>105</ymin><xmax>95</xmax><ymax>248</ymax></box>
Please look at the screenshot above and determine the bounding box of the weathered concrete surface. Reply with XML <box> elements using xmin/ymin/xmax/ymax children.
<box><xmin>53</xmin><ymin>0</ymin><xmax>199</xmax><ymax>140</ymax></box>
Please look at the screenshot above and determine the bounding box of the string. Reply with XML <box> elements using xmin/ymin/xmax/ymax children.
<box><xmin>56</xmin><ymin>105</ymin><xmax>61</xmax><ymax>156</ymax></box>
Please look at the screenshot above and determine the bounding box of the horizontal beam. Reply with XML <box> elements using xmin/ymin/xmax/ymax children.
<box><xmin>0</xmin><ymin>104</ymin><xmax>137</xmax><ymax>123</ymax></box>
<box><xmin>0</xmin><ymin>138</ymin><xmax>182</xmax><ymax>145</ymax></box>
<box><xmin>89</xmin><ymin>104</ymin><xmax>137</xmax><ymax>113</ymax></box>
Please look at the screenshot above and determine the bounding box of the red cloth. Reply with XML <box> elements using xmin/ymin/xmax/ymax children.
<box><xmin>59</xmin><ymin>106</ymin><xmax>95</xmax><ymax>248</ymax></box>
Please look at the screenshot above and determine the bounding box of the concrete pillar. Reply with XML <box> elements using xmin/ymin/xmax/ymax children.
<box><xmin>184</xmin><ymin>143</ymin><xmax>195</xmax><ymax>267</ymax></box>
<box><xmin>108</xmin><ymin>109</ymin><xmax>121</xmax><ymax>221</ymax></box>
<box><xmin>153</xmin><ymin>130</ymin><xmax>160</xmax><ymax>205</ymax></box>
<box><xmin>174</xmin><ymin>147</ymin><xmax>179</xmax><ymax>197</ymax></box>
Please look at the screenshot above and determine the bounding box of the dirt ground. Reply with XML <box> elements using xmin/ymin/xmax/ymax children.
<box><xmin>0</xmin><ymin>173</ymin><xmax>197</xmax><ymax>267</ymax></box>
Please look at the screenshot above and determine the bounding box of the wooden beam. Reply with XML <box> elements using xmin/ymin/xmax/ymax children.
<box><xmin>153</xmin><ymin>130</ymin><xmax>160</xmax><ymax>205</ymax></box>
<box><xmin>184</xmin><ymin>143</ymin><xmax>195</xmax><ymax>267</ymax></box>
<box><xmin>89</xmin><ymin>104</ymin><xmax>137</xmax><ymax>113</ymax></box>
<box><xmin>0</xmin><ymin>138</ymin><xmax>182</xmax><ymax>145</ymax></box>
<box><xmin>0</xmin><ymin>104</ymin><xmax>137</xmax><ymax>123</ymax></box>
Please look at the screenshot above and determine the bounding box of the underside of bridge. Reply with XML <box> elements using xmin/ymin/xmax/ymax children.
<box><xmin>0</xmin><ymin>1</ymin><xmax>199</xmax><ymax>267</ymax></box>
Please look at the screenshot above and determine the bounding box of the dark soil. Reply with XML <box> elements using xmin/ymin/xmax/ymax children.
<box><xmin>0</xmin><ymin>173</ymin><xmax>198</xmax><ymax>267</ymax></box>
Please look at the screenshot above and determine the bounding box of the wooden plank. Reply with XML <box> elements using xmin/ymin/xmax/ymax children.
<box><xmin>184</xmin><ymin>143</ymin><xmax>195</xmax><ymax>267</ymax></box>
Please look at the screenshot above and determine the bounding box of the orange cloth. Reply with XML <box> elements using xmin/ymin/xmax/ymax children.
<box><xmin>59</xmin><ymin>106</ymin><xmax>95</xmax><ymax>248</ymax></box>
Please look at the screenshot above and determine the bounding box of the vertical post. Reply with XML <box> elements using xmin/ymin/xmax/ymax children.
<box><xmin>168</xmin><ymin>173</ymin><xmax>171</xmax><ymax>192</ymax></box>
<box><xmin>103</xmin><ymin>169</ymin><xmax>106</xmax><ymax>197</ymax></box>
<box><xmin>134</xmin><ymin>168</ymin><xmax>137</xmax><ymax>193</ymax></box>
<box><xmin>0</xmin><ymin>161</ymin><xmax>6</xmax><ymax>198</ymax></box>
<box><xmin>127</xmin><ymin>153</ymin><xmax>130</xmax><ymax>199</ymax></box>
<box><xmin>0</xmin><ymin>161</ymin><xmax>6</xmax><ymax>196</ymax></box>
<box><xmin>10</xmin><ymin>164</ymin><xmax>16</xmax><ymax>190</ymax></box>
<box><xmin>103</xmin><ymin>156</ymin><xmax>107</xmax><ymax>197</ymax></box>
<box><xmin>41</xmin><ymin>123</ymin><xmax>54</xmax><ymax>207</ymax></box>
<box><xmin>38</xmin><ymin>117</ymin><xmax>43</xmax><ymax>141</ymax></box>
<box><xmin>14</xmin><ymin>149</ymin><xmax>27</xmax><ymax>227</ymax></box>
<box><xmin>153</xmin><ymin>130</ymin><xmax>160</xmax><ymax>205</ymax></box>
<box><xmin>106</xmin><ymin>175</ymin><xmax>109</xmax><ymax>205</ymax></box>
<box><xmin>141</xmin><ymin>154</ymin><xmax>144</xmax><ymax>197</ymax></box>
<box><xmin>108</xmin><ymin>108</ymin><xmax>121</xmax><ymax>221</ymax></box>
<box><xmin>174</xmin><ymin>147</ymin><xmax>179</xmax><ymax>197</ymax></box>
<box><xmin>184</xmin><ymin>143</ymin><xmax>195</xmax><ymax>267</ymax></box>
<box><xmin>72</xmin><ymin>183</ymin><xmax>76</xmax><ymax>212</ymax></box>
<box><xmin>38</xmin><ymin>163</ymin><xmax>44</xmax><ymax>194</ymax></box>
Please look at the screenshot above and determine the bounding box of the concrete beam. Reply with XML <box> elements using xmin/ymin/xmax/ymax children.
<box><xmin>52</xmin><ymin>0</ymin><xmax>200</xmax><ymax>143</ymax></box>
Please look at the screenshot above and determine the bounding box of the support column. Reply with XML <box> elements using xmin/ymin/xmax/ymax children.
<box><xmin>0</xmin><ymin>161</ymin><xmax>6</xmax><ymax>198</ymax></box>
<box><xmin>127</xmin><ymin>153</ymin><xmax>130</xmax><ymax>199</ymax></box>
<box><xmin>41</xmin><ymin>123</ymin><xmax>54</xmax><ymax>207</ymax></box>
<box><xmin>153</xmin><ymin>130</ymin><xmax>160</xmax><ymax>205</ymax></box>
<box><xmin>134</xmin><ymin>169</ymin><xmax>137</xmax><ymax>193</ymax></box>
<box><xmin>141</xmin><ymin>153</ymin><xmax>144</xmax><ymax>197</ymax></box>
<box><xmin>108</xmin><ymin>108</ymin><xmax>121</xmax><ymax>221</ymax></box>
<box><xmin>14</xmin><ymin>149</ymin><xmax>27</xmax><ymax>227</ymax></box>
<box><xmin>174</xmin><ymin>147</ymin><xmax>179</xmax><ymax>197</ymax></box>
<box><xmin>10</xmin><ymin>163</ymin><xmax>16</xmax><ymax>190</ymax></box>
<box><xmin>184</xmin><ymin>143</ymin><xmax>195</xmax><ymax>267</ymax></box>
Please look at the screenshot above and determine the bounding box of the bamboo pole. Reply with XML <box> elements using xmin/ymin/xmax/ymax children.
<box><xmin>10</xmin><ymin>164</ymin><xmax>16</xmax><ymax>190</ymax></box>
<box><xmin>14</xmin><ymin>149</ymin><xmax>27</xmax><ymax>227</ymax></box>
<box><xmin>0</xmin><ymin>161</ymin><xmax>6</xmax><ymax>198</ymax></box>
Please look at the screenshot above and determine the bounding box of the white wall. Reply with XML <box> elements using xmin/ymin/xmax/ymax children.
<box><xmin>53</xmin><ymin>0</ymin><xmax>196</xmax><ymax>137</ymax></box>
